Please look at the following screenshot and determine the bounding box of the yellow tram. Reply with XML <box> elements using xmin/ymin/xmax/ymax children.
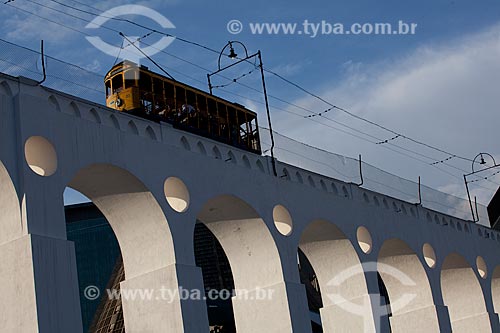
<box><xmin>104</xmin><ymin>61</ymin><xmax>261</xmax><ymax>154</ymax></box>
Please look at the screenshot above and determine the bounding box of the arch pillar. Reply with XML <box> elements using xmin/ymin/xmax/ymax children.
<box><xmin>377</xmin><ymin>239</ymin><xmax>442</xmax><ymax>332</ymax></box>
<box><xmin>363</xmin><ymin>267</ymin><xmax>392</xmax><ymax>332</ymax></box>
<box><xmin>196</xmin><ymin>195</ymin><xmax>311</xmax><ymax>333</ymax></box>
<box><xmin>441</xmin><ymin>253</ymin><xmax>493</xmax><ymax>332</ymax></box>
<box><xmin>119</xmin><ymin>262</ymin><xmax>209</xmax><ymax>332</ymax></box>
<box><xmin>121</xmin><ymin>209</ymin><xmax>210</xmax><ymax>333</ymax></box>
<box><xmin>0</xmin><ymin>166</ymin><xmax>82</xmax><ymax>333</ymax></box>
<box><xmin>299</xmin><ymin>220</ymin><xmax>378</xmax><ymax>332</ymax></box>
<box><xmin>491</xmin><ymin>267</ymin><xmax>500</xmax><ymax>332</ymax></box>
<box><xmin>70</xmin><ymin>164</ymin><xmax>209</xmax><ymax>333</ymax></box>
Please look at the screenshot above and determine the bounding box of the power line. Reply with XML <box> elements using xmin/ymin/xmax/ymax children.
<box><xmin>265</xmin><ymin>67</ymin><xmax>476</xmax><ymax>163</ymax></box>
<box><xmin>33</xmin><ymin>0</ymin><xmax>490</xmax><ymax>166</ymax></box>
<box><xmin>211</xmin><ymin>67</ymin><xmax>258</xmax><ymax>89</ymax></box>
<box><xmin>430</xmin><ymin>155</ymin><xmax>456</xmax><ymax>166</ymax></box>
<box><xmin>468</xmin><ymin>170</ymin><xmax>500</xmax><ymax>184</ymax></box>
<box><xmin>5</xmin><ymin>1</ymin><xmax>497</xmax><ymax>189</ymax></box>
<box><xmin>47</xmin><ymin>0</ymin><xmax>223</xmax><ymax>55</ymax></box>
<box><xmin>0</xmin><ymin>5</ymin><xmax>471</xmax><ymax>176</ymax></box>
<box><xmin>2</xmin><ymin>37</ymin><xmax>498</xmax><ymax>195</ymax></box>
<box><xmin>119</xmin><ymin>32</ymin><xmax>175</xmax><ymax>80</ymax></box>
<box><xmin>376</xmin><ymin>135</ymin><xmax>401</xmax><ymax>145</ymax></box>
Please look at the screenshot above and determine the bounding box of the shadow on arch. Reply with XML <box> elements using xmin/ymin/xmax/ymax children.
<box><xmin>299</xmin><ymin>219</ymin><xmax>376</xmax><ymax>332</ymax></box>
<box><xmin>441</xmin><ymin>253</ymin><xmax>490</xmax><ymax>332</ymax></box>
<box><xmin>492</xmin><ymin>266</ymin><xmax>500</xmax><ymax>316</ymax></box>
<box><xmin>0</xmin><ymin>160</ymin><xmax>21</xmax><ymax>245</ymax></box>
<box><xmin>197</xmin><ymin>194</ymin><xmax>293</xmax><ymax>332</ymax></box>
<box><xmin>378</xmin><ymin>238</ymin><xmax>439</xmax><ymax>332</ymax></box>
<box><xmin>68</xmin><ymin>163</ymin><xmax>175</xmax><ymax>279</ymax></box>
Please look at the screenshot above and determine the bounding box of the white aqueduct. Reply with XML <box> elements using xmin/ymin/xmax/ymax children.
<box><xmin>1</xmin><ymin>73</ymin><xmax>500</xmax><ymax>333</ymax></box>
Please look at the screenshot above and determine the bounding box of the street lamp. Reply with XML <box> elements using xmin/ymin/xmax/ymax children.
<box><xmin>464</xmin><ymin>152</ymin><xmax>499</xmax><ymax>222</ymax></box>
<box><xmin>216</xmin><ymin>41</ymin><xmax>248</xmax><ymax>68</ymax></box>
<box><xmin>207</xmin><ymin>41</ymin><xmax>277</xmax><ymax>176</ymax></box>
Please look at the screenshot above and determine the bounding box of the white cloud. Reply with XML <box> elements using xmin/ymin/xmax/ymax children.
<box><xmin>82</xmin><ymin>59</ymin><xmax>102</xmax><ymax>72</ymax></box>
<box><xmin>271</xmin><ymin>61</ymin><xmax>310</xmax><ymax>77</ymax></box>
<box><xmin>2</xmin><ymin>0</ymin><xmax>179</xmax><ymax>42</ymax></box>
<box><xmin>272</xmin><ymin>23</ymin><xmax>500</xmax><ymax>209</ymax></box>
<box><xmin>4</xmin><ymin>11</ymin><xmax>79</xmax><ymax>42</ymax></box>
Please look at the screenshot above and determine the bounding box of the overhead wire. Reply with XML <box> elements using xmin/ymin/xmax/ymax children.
<box><xmin>34</xmin><ymin>0</ymin><xmax>490</xmax><ymax>167</ymax></box>
<box><xmin>263</xmin><ymin>67</ymin><xmax>477</xmax><ymax>164</ymax></box>
<box><xmin>5</xmin><ymin>0</ymin><xmax>498</xmax><ymax>190</ymax></box>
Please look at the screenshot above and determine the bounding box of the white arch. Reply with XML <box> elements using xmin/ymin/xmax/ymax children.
<box><xmin>378</xmin><ymin>238</ymin><xmax>439</xmax><ymax>332</ymax></box>
<box><xmin>197</xmin><ymin>141</ymin><xmax>206</xmax><ymax>155</ymax></box>
<box><xmin>109</xmin><ymin>114</ymin><xmax>120</xmax><ymax>130</ymax></box>
<box><xmin>67</xmin><ymin>164</ymin><xmax>195</xmax><ymax>332</ymax></box>
<box><xmin>212</xmin><ymin>145</ymin><xmax>221</xmax><ymax>159</ymax></box>
<box><xmin>89</xmin><ymin>108</ymin><xmax>101</xmax><ymax>124</ymax></box>
<box><xmin>127</xmin><ymin>121</ymin><xmax>139</xmax><ymax>135</ymax></box>
<box><xmin>0</xmin><ymin>161</ymin><xmax>21</xmax><ymax>245</ymax></box>
<box><xmin>441</xmin><ymin>253</ymin><xmax>490</xmax><ymax>332</ymax></box>
<box><xmin>227</xmin><ymin>151</ymin><xmax>236</xmax><ymax>164</ymax></box>
<box><xmin>242</xmin><ymin>155</ymin><xmax>251</xmax><ymax>169</ymax></box>
<box><xmin>68</xmin><ymin>101</ymin><xmax>81</xmax><ymax>117</ymax></box>
<box><xmin>299</xmin><ymin>220</ymin><xmax>376</xmax><ymax>332</ymax></box>
<box><xmin>68</xmin><ymin>164</ymin><xmax>175</xmax><ymax>279</ymax></box>
<box><xmin>145</xmin><ymin>126</ymin><xmax>157</xmax><ymax>140</ymax></box>
<box><xmin>197</xmin><ymin>195</ymin><xmax>290</xmax><ymax>332</ymax></box>
<box><xmin>491</xmin><ymin>266</ymin><xmax>500</xmax><ymax>315</ymax></box>
<box><xmin>48</xmin><ymin>95</ymin><xmax>61</xmax><ymax>112</ymax></box>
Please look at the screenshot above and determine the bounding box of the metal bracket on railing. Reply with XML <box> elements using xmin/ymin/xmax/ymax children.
<box><xmin>37</xmin><ymin>40</ymin><xmax>46</xmax><ymax>85</ymax></box>
<box><xmin>463</xmin><ymin>153</ymin><xmax>499</xmax><ymax>223</ymax></box>
<box><xmin>474</xmin><ymin>196</ymin><xmax>480</xmax><ymax>223</ymax></box>
<box><xmin>354</xmin><ymin>154</ymin><xmax>363</xmax><ymax>186</ymax></box>
<box><xmin>415</xmin><ymin>176</ymin><xmax>422</xmax><ymax>206</ymax></box>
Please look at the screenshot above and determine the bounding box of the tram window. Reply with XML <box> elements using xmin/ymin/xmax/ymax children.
<box><xmin>186</xmin><ymin>90</ymin><xmax>196</xmax><ymax>109</ymax></box>
<box><xmin>139</xmin><ymin>73</ymin><xmax>152</xmax><ymax>92</ymax></box>
<box><xmin>237</xmin><ymin>110</ymin><xmax>246</xmax><ymax>127</ymax></box>
<box><xmin>175</xmin><ymin>87</ymin><xmax>186</xmax><ymax>108</ymax></box>
<box><xmin>238</xmin><ymin>109</ymin><xmax>248</xmax><ymax>136</ymax></box>
<box><xmin>152</xmin><ymin>78</ymin><xmax>165</xmax><ymax>114</ymax></box>
<box><xmin>250</xmin><ymin>117</ymin><xmax>257</xmax><ymax>135</ymax></box>
<box><xmin>197</xmin><ymin>95</ymin><xmax>207</xmax><ymax>116</ymax></box>
<box><xmin>207</xmin><ymin>97</ymin><xmax>217</xmax><ymax>134</ymax></box>
<box><xmin>165</xmin><ymin>82</ymin><xmax>175</xmax><ymax>99</ymax></box>
<box><xmin>217</xmin><ymin>102</ymin><xmax>228</xmax><ymax>139</ymax></box>
<box><xmin>164</xmin><ymin>82</ymin><xmax>175</xmax><ymax>114</ymax></box>
<box><xmin>227</xmin><ymin>106</ymin><xmax>238</xmax><ymax>143</ymax></box>
<box><xmin>217</xmin><ymin>102</ymin><xmax>227</xmax><ymax>120</ymax></box>
<box><xmin>152</xmin><ymin>77</ymin><xmax>162</xmax><ymax>95</ymax></box>
<box><xmin>124</xmin><ymin>70</ymin><xmax>136</xmax><ymax>88</ymax></box>
<box><xmin>112</xmin><ymin>74</ymin><xmax>123</xmax><ymax>93</ymax></box>
<box><xmin>207</xmin><ymin>97</ymin><xmax>217</xmax><ymax>116</ymax></box>
<box><xmin>227</xmin><ymin>106</ymin><xmax>236</xmax><ymax>122</ymax></box>
<box><xmin>105</xmin><ymin>81</ymin><xmax>111</xmax><ymax>97</ymax></box>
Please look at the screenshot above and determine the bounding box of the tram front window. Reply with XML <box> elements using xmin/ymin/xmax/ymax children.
<box><xmin>112</xmin><ymin>74</ymin><xmax>123</xmax><ymax>94</ymax></box>
<box><xmin>124</xmin><ymin>71</ymin><xmax>136</xmax><ymax>89</ymax></box>
<box><xmin>105</xmin><ymin>81</ymin><xmax>111</xmax><ymax>97</ymax></box>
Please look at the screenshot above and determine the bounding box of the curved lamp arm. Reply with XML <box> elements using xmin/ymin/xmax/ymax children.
<box><xmin>217</xmin><ymin>41</ymin><xmax>249</xmax><ymax>70</ymax></box>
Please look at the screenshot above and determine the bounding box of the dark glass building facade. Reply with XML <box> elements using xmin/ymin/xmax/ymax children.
<box><xmin>66</xmin><ymin>203</ymin><xmax>121</xmax><ymax>333</ymax></box>
<box><xmin>65</xmin><ymin>202</ymin><xmax>323</xmax><ymax>333</ymax></box>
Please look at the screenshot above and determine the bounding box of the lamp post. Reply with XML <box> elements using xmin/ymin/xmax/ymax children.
<box><xmin>464</xmin><ymin>153</ymin><xmax>499</xmax><ymax>222</ymax></box>
<box><xmin>207</xmin><ymin>41</ymin><xmax>277</xmax><ymax>177</ymax></box>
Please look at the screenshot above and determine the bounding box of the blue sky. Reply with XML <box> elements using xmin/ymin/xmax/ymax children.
<box><xmin>1</xmin><ymin>0</ymin><xmax>500</xmax><ymax>212</ymax></box>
